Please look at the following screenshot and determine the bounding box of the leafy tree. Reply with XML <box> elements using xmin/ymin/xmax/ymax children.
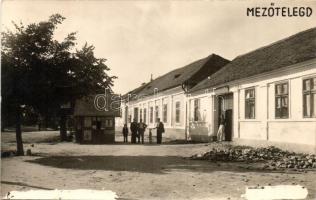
<box><xmin>1</xmin><ymin>14</ymin><xmax>116</xmax><ymax>155</ymax></box>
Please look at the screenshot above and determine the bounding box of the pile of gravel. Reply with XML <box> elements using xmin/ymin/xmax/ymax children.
<box><xmin>191</xmin><ymin>146</ymin><xmax>316</xmax><ymax>170</ymax></box>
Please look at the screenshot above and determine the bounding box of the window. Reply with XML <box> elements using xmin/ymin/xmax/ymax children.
<box><xmin>175</xmin><ymin>102</ymin><xmax>180</xmax><ymax>123</ymax></box>
<box><xmin>134</xmin><ymin>107</ymin><xmax>138</xmax><ymax>122</ymax></box>
<box><xmin>150</xmin><ymin>107</ymin><xmax>153</xmax><ymax>123</ymax></box>
<box><xmin>92</xmin><ymin>117</ymin><xmax>105</xmax><ymax>130</ymax></box>
<box><xmin>303</xmin><ymin>77</ymin><xmax>316</xmax><ymax>118</ymax></box>
<box><xmin>84</xmin><ymin>117</ymin><xmax>92</xmax><ymax>127</ymax></box>
<box><xmin>105</xmin><ymin>118</ymin><xmax>113</xmax><ymax>128</ymax></box>
<box><xmin>275</xmin><ymin>82</ymin><xmax>289</xmax><ymax>118</ymax></box>
<box><xmin>245</xmin><ymin>88</ymin><xmax>255</xmax><ymax>119</ymax></box>
<box><xmin>143</xmin><ymin>108</ymin><xmax>147</xmax><ymax>123</ymax></box>
<box><xmin>163</xmin><ymin>104</ymin><xmax>168</xmax><ymax>123</ymax></box>
<box><xmin>139</xmin><ymin>109</ymin><xmax>143</xmax><ymax>122</ymax></box>
<box><xmin>194</xmin><ymin>99</ymin><xmax>200</xmax><ymax>121</ymax></box>
<box><xmin>155</xmin><ymin>106</ymin><xmax>159</xmax><ymax>122</ymax></box>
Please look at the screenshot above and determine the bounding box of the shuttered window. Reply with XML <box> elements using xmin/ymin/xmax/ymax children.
<box><xmin>194</xmin><ymin>99</ymin><xmax>200</xmax><ymax>121</ymax></box>
<box><xmin>134</xmin><ymin>108</ymin><xmax>138</xmax><ymax>122</ymax></box>
<box><xmin>245</xmin><ymin>88</ymin><xmax>255</xmax><ymax>119</ymax></box>
<box><xmin>163</xmin><ymin>104</ymin><xmax>168</xmax><ymax>123</ymax></box>
<box><xmin>303</xmin><ymin>77</ymin><xmax>316</xmax><ymax>118</ymax></box>
<box><xmin>275</xmin><ymin>82</ymin><xmax>289</xmax><ymax>119</ymax></box>
<box><xmin>143</xmin><ymin>108</ymin><xmax>147</xmax><ymax>123</ymax></box>
<box><xmin>139</xmin><ymin>109</ymin><xmax>142</xmax><ymax>122</ymax></box>
<box><xmin>155</xmin><ymin>106</ymin><xmax>159</xmax><ymax>122</ymax></box>
<box><xmin>150</xmin><ymin>107</ymin><xmax>153</xmax><ymax>123</ymax></box>
<box><xmin>175</xmin><ymin>102</ymin><xmax>180</xmax><ymax>123</ymax></box>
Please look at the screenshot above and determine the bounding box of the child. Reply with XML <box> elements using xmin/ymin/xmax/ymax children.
<box><xmin>122</xmin><ymin>123</ymin><xmax>129</xmax><ymax>143</ymax></box>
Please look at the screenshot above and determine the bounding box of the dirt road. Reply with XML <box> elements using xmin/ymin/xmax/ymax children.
<box><xmin>1</xmin><ymin>131</ymin><xmax>316</xmax><ymax>199</ymax></box>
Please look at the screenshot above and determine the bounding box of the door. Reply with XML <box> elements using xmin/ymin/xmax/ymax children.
<box><xmin>225</xmin><ymin>109</ymin><xmax>233</xmax><ymax>141</ymax></box>
<box><xmin>218</xmin><ymin>96</ymin><xmax>225</xmax><ymax>127</ymax></box>
<box><xmin>224</xmin><ymin>94</ymin><xmax>233</xmax><ymax>141</ymax></box>
<box><xmin>216</xmin><ymin>93</ymin><xmax>233</xmax><ymax>141</ymax></box>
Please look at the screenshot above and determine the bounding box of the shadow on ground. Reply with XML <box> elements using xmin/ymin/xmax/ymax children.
<box><xmin>1</xmin><ymin>181</ymin><xmax>52</xmax><ymax>190</ymax></box>
<box><xmin>26</xmin><ymin>155</ymin><xmax>283</xmax><ymax>174</ymax></box>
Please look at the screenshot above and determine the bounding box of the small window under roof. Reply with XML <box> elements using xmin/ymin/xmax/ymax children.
<box><xmin>174</xmin><ymin>74</ymin><xmax>181</xmax><ymax>79</ymax></box>
<box><xmin>147</xmin><ymin>86</ymin><xmax>151</xmax><ymax>89</ymax></box>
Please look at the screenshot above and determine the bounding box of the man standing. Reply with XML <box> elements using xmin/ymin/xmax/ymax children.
<box><xmin>130</xmin><ymin>119</ymin><xmax>138</xmax><ymax>144</ymax></box>
<box><xmin>156</xmin><ymin>118</ymin><xmax>165</xmax><ymax>144</ymax></box>
<box><xmin>138</xmin><ymin>119</ymin><xmax>147</xmax><ymax>144</ymax></box>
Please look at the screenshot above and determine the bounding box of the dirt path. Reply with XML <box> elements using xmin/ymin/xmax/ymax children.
<box><xmin>1</xmin><ymin>132</ymin><xmax>316</xmax><ymax>199</ymax></box>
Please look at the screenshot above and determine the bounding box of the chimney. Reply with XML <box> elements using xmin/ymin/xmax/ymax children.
<box><xmin>150</xmin><ymin>74</ymin><xmax>153</xmax><ymax>82</ymax></box>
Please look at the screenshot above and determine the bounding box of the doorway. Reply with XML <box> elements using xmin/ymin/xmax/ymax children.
<box><xmin>216</xmin><ymin>93</ymin><xmax>233</xmax><ymax>141</ymax></box>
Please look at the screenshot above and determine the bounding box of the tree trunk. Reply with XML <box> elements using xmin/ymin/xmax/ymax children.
<box><xmin>60</xmin><ymin>113</ymin><xmax>67</xmax><ymax>141</ymax></box>
<box><xmin>15</xmin><ymin>106</ymin><xmax>24</xmax><ymax>156</ymax></box>
<box><xmin>1</xmin><ymin>123</ymin><xmax>5</xmax><ymax>132</ymax></box>
<box><xmin>45</xmin><ymin>114</ymin><xmax>49</xmax><ymax>130</ymax></box>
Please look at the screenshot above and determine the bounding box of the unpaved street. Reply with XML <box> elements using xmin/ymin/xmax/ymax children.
<box><xmin>1</xmin><ymin>131</ymin><xmax>316</xmax><ymax>199</ymax></box>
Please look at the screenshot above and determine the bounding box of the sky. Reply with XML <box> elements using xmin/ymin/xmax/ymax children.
<box><xmin>1</xmin><ymin>0</ymin><xmax>316</xmax><ymax>94</ymax></box>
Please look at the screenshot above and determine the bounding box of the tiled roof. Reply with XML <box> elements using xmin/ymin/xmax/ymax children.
<box><xmin>190</xmin><ymin>27</ymin><xmax>316</xmax><ymax>92</ymax></box>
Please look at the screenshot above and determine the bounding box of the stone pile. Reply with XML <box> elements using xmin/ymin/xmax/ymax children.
<box><xmin>191</xmin><ymin>146</ymin><xmax>316</xmax><ymax>170</ymax></box>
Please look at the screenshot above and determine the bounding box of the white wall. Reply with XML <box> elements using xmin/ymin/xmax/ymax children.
<box><xmin>236</xmin><ymin>62</ymin><xmax>316</xmax><ymax>147</ymax></box>
<box><xmin>119</xmin><ymin>60</ymin><xmax>316</xmax><ymax>148</ymax></box>
<box><xmin>186</xmin><ymin>60</ymin><xmax>316</xmax><ymax>148</ymax></box>
<box><xmin>120</xmin><ymin>87</ymin><xmax>187</xmax><ymax>138</ymax></box>
<box><xmin>188</xmin><ymin>95</ymin><xmax>213</xmax><ymax>140</ymax></box>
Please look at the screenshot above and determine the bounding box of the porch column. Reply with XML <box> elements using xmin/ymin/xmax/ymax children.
<box><xmin>259</xmin><ymin>84</ymin><xmax>269</xmax><ymax>140</ymax></box>
<box><xmin>170</xmin><ymin>95</ymin><xmax>173</xmax><ymax>127</ymax></box>
<box><xmin>233</xmin><ymin>89</ymin><xmax>240</xmax><ymax>139</ymax></box>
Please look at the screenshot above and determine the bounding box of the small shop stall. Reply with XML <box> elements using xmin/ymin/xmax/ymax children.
<box><xmin>73</xmin><ymin>95</ymin><xmax>117</xmax><ymax>144</ymax></box>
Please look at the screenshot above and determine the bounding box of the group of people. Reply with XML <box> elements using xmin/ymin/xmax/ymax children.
<box><xmin>122</xmin><ymin>118</ymin><xmax>165</xmax><ymax>144</ymax></box>
<box><xmin>122</xmin><ymin>115</ymin><xmax>225</xmax><ymax>143</ymax></box>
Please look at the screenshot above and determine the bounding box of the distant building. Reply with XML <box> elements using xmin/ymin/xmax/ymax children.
<box><xmin>188</xmin><ymin>28</ymin><xmax>316</xmax><ymax>153</ymax></box>
<box><xmin>120</xmin><ymin>54</ymin><xmax>229</xmax><ymax>139</ymax></box>
<box><xmin>74</xmin><ymin>94</ymin><xmax>119</xmax><ymax>144</ymax></box>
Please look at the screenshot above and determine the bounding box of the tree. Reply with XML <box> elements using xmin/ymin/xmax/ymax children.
<box><xmin>1</xmin><ymin>14</ymin><xmax>116</xmax><ymax>155</ymax></box>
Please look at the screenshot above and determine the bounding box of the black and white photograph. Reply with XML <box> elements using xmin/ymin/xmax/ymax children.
<box><xmin>1</xmin><ymin>0</ymin><xmax>316</xmax><ymax>199</ymax></box>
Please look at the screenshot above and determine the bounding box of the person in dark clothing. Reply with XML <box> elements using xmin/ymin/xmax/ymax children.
<box><xmin>138</xmin><ymin>119</ymin><xmax>147</xmax><ymax>144</ymax></box>
<box><xmin>130</xmin><ymin>119</ymin><xmax>138</xmax><ymax>144</ymax></box>
<box><xmin>122</xmin><ymin>123</ymin><xmax>129</xmax><ymax>143</ymax></box>
<box><xmin>156</xmin><ymin>118</ymin><xmax>165</xmax><ymax>144</ymax></box>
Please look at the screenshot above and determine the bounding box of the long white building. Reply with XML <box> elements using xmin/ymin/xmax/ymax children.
<box><xmin>119</xmin><ymin>27</ymin><xmax>316</xmax><ymax>153</ymax></box>
<box><xmin>119</xmin><ymin>54</ymin><xmax>229</xmax><ymax>139</ymax></box>
<box><xmin>187</xmin><ymin>27</ymin><xmax>316</xmax><ymax>153</ymax></box>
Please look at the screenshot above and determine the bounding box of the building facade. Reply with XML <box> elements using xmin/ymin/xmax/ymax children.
<box><xmin>187</xmin><ymin>28</ymin><xmax>316</xmax><ymax>153</ymax></box>
<box><xmin>118</xmin><ymin>27</ymin><xmax>316</xmax><ymax>152</ymax></box>
<box><xmin>122</xmin><ymin>86</ymin><xmax>188</xmax><ymax>139</ymax></box>
<box><xmin>74</xmin><ymin>94</ymin><xmax>118</xmax><ymax>144</ymax></box>
<box><xmin>119</xmin><ymin>54</ymin><xmax>229</xmax><ymax>139</ymax></box>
